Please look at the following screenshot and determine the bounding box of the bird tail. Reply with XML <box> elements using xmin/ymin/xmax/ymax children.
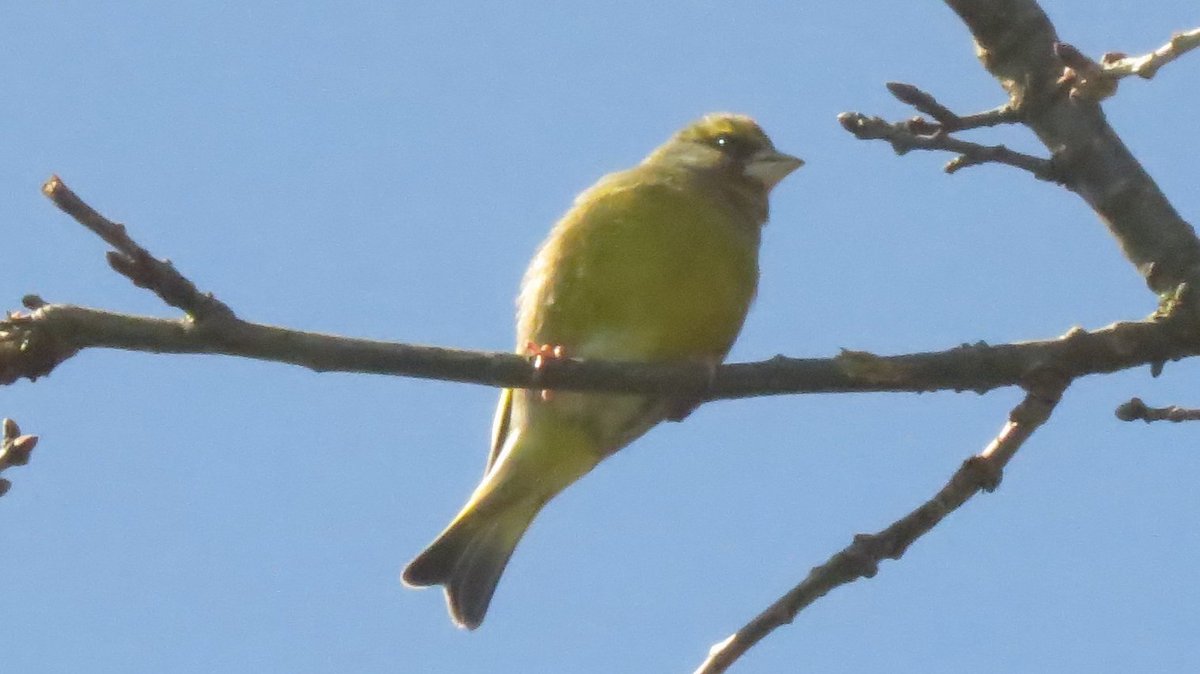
<box><xmin>403</xmin><ymin>419</ymin><xmax>601</xmax><ymax>629</ymax></box>
<box><xmin>402</xmin><ymin>495</ymin><xmax>540</xmax><ymax>630</ymax></box>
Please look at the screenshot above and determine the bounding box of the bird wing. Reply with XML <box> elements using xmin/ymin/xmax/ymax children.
<box><xmin>484</xmin><ymin>387</ymin><xmax>513</xmax><ymax>475</ymax></box>
<box><xmin>479</xmin><ymin>171</ymin><xmax>762</xmax><ymax>461</ymax></box>
<box><xmin>518</xmin><ymin>171</ymin><xmax>761</xmax><ymax>364</ymax></box>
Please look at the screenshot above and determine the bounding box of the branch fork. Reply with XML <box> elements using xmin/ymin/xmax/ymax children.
<box><xmin>838</xmin><ymin>84</ymin><xmax>1062</xmax><ymax>182</ymax></box>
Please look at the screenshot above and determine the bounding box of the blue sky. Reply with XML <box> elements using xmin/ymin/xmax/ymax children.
<box><xmin>4</xmin><ymin>2</ymin><xmax>1199</xmax><ymax>672</ymax></box>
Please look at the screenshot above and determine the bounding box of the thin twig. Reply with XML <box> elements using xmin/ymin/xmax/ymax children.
<box><xmin>694</xmin><ymin>373</ymin><xmax>1069</xmax><ymax>674</ymax></box>
<box><xmin>2</xmin><ymin>301</ymin><xmax>1198</xmax><ymax>399</ymax></box>
<box><xmin>41</xmin><ymin>176</ymin><xmax>235</xmax><ymax>321</ymax></box>
<box><xmin>1115</xmin><ymin>397</ymin><xmax>1200</xmax><ymax>423</ymax></box>
<box><xmin>1102</xmin><ymin>27</ymin><xmax>1200</xmax><ymax>80</ymax></box>
<box><xmin>0</xmin><ymin>418</ymin><xmax>38</xmax><ymax>497</ymax></box>
<box><xmin>886</xmin><ymin>82</ymin><xmax>1020</xmax><ymax>132</ymax></box>
<box><xmin>838</xmin><ymin>112</ymin><xmax>1062</xmax><ymax>182</ymax></box>
<box><xmin>1056</xmin><ymin>29</ymin><xmax>1200</xmax><ymax>101</ymax></box>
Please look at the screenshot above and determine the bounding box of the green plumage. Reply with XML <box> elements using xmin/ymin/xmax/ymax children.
<box><xmin>403</xmin><ymin>113</ymin><xmax>802</xmax><ymax>629</ymax></box>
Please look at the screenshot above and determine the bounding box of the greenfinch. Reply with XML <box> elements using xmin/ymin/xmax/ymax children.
<box><xmin>403</xmin><ymin>113</ymin><xmax>802</xmax><ymax>629</ymax></box>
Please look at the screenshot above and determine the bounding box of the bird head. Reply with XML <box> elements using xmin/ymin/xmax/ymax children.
<box><xmin>645</xmin><ymin>113</ymin><xmax>803</xmax><ymax>191</ymax></box>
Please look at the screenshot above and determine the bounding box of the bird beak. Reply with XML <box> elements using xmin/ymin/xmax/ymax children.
<box><xmin>744</xmin><ymin>149</ymin><xmax>804</xmax><ymax>189</ymax></box>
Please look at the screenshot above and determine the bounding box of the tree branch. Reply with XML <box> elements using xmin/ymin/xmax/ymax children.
<box><xmin>0</xmin><ymin>419</ymin><xmax>38</xmax><ymax>497</ymax></box>
<box><xmin>943</xmin><ymin>0</ymin><xmax>1200</xmax><ymax>296</ymax></box>
<box><xmin>11</xmin><ymin>178</ymin><xmax>1200</xmax><ymax>401</ymax></box>
<box><xmin>1115</xmin><ymin>397</ymin><xmax>1200</xmax><ymax>423</ymax></box>
<box><xmin>11</xmin><ymin>5</ymin><xmax>1200</xmax><ymax>665</ymax></box>
<box><xmin>837</xmin><ymin>111</ymin><xmax>1060</xmax><ymax>180</ymax></box>
<box><xmin>698</xmin><ymin>3</ymin><xmax>1200</xmax><ymax>669</ymax></box>
<box><xmin>843</xmin><ymin>5</ymin><xmax>1200</xmax><ymax>296</ymax></box>
<box><xmin>694</xmin><ymin>372</ymin><xmax>1069</xmax><ymax>674</ymax></box>
<box><xmin>884</xmin><ymin>82</ymin><xmax>1020</xmax><ymax>132</ymax></box>
<box><xmin>42</xmin><ymin>176</ymin><xmax>235</xmax><ymax>321</ymax></box>
<box><xmin>4</xmin><ymin>299</ymin><xmax>1200</xmax><ymax>399</ymax></box>
<box><xmin>1054</xmin><ymin>27</ymin><xmax>1200</xmax><ymax>102</ymax></box>
<box><xmin>1102</xmin><ymin>27</ymin><xmax>1200</xmax><ymax>81</ymax></box>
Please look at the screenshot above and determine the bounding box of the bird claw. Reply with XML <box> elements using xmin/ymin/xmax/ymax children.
<box><xmin>525</xmin><ymin>342</ymin><xmax>567</xmax><ymax>401</ymax></box>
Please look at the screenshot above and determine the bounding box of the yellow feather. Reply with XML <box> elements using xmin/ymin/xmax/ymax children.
<box><xmin>403</xmin><ymin>113</ymin><xmax>802</xmax><ymax>629</ymax></box>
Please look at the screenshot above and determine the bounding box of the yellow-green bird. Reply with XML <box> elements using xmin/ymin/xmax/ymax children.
<box><xmin>402</xmin><ymin>113</ymin><xmax>802</xmax><ymax>629</ymax></box>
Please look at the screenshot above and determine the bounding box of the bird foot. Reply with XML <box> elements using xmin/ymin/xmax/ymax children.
<box><xmin>525</xmin><ymin>341</ymin><xmax>567</xmax><ymax>401</ymax></box>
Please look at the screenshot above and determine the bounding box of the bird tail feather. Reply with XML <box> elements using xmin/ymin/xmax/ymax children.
<box><xmin>404</xmin><ymin>420</ymin><xmax>600</xmax><ymax>629</ymax></box>
<box><xmin>402</xmin><ymin>496</ymin><xmax>538</xmax><ymax>630</ymax></box>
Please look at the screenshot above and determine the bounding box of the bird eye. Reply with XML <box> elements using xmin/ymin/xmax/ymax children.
<box><xmin>712</xmin><ymin>133</ymin><xmax>751</xmax><ymax>158</ymax></box>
